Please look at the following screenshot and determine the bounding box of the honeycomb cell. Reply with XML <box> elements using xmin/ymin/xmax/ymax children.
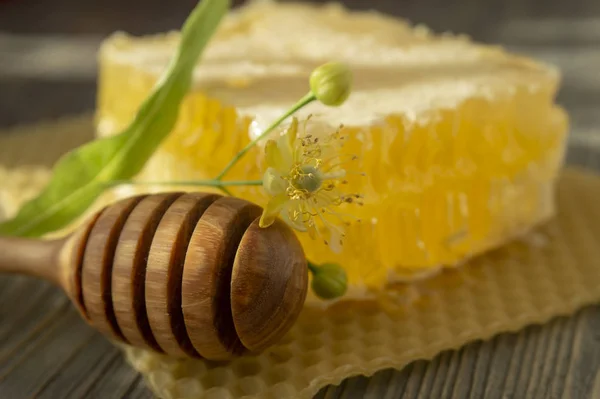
<box><xmin>300</xmin><ymin>333</ymin><xmax>324</xmax><ymax>352</ymax></box>
<box><xmin>331</xmin><ymin>324</ymin><xmax>357</xmax><ymax>342</ymax></box>
<box><xmin>172</xmin><ymin>378</ymin><xmax>204</xmax><ymax>399</ymax></box>
<box><xmin>157</xmin><ymin>356</ymin><xmax>192</xmax><ymax>376</ymax></box>
<box><xmin>363</xmin><ymin>330</ymin><xmax>391</xmax><ymax>348</ymax></box>
<box><xmin>360</xmin><ymin>344</ymin><xmax>392</xmax><ymax>362</ymax></box>
<box><xmin>200</xmin><ymin>367</ymin><xmax>234</xmax><ymax>390</ymax></box>
<box><xmin>234</xmin><ymin>376</ymin><xmax>267</xmax><ymax>397</ymax></box>
<box><xmin>179</xmin><ymin>360</ymin><xmax>208</xmax><ymax>378</ymax></box>
<box><xmin>300</xmin><ymin>320</ymin><xmax>326</xmax><ymax>336</ymax></box>
<box><xmin>357</xmin><ymin>313</ymin><xmax>385</xmax><ymax>333</ymax></box>
<box><xmin>265</xmin><ymin>365</ymin><xmax>293</xmax><ymax>385</ymax></box>
<box><xmin>303</xmin><ymin>362</ymin><xmax>329</xmax><ymax>381</ymax></box>
<box><xmin>125</xmin><ymin>347</ymin><xmax>159</xmax><ymax>374</ymax></box>
<box><xmin>273</xmin><ymin>331</ymin><xmax>295</xmax><ymax>346</ymax></box>
<box><xmin>198</xmin><ymin>387</ymin><xmax>234</xmax><ymax>399</ymax></box>
<box><xmin>328</xmin><ymin>309</ymin><xmax>355</xmax><ymax>326</ymax></box>
<box><xmin>232</xmin><ymin>358</ymin><xmax>263</xmax><ymax>378</ymax></box>
<box><xmin>300</xmin><ymin>351</ymin><xmax>324</xmax><ymax>369</ymax></box>
<box><xmin>147</xmin><ymin>370</ymin><xmax>175</xmax><ymax>394</ymax></box>
<box><xmin>266</xmin><ymin>345</ymin><xmax>295</xmax><ymax>364</ymax></box>
<box><xmin>267</xmin><ymin>382</ymin><xmax>299</xmax><ymax>399</ymax></box>
<box><xmin>331</xmin><ymin>353</ymin><xmax>364</xmax><ymax>370</ymax></box>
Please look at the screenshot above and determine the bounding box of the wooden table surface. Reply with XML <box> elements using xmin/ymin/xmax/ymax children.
<box><xmin>1</xmin><ymin>0</ymin><xmax>600</xmax><ymax>398</ymax></box>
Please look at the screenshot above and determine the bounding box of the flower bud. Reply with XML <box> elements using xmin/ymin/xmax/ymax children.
<box><xmin>309</xmin><ymin>62</ymin><xmax>352</xmax><ymax>107</ymax></box>
<box><xmin>309</xmin><ymin>262</ymin><xmax>348</xmax><ymax>299</ymax></box>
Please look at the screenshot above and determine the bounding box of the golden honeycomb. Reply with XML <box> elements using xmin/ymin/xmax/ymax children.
<box><xmin>95</xmin><ymin>1</ymin><xmax>569</xmax><ymax>290</ymax></box>
<box><xmin>3</xmin><ymin>162</ymin><xmax>600</xmax><ymax>399</ymax></box>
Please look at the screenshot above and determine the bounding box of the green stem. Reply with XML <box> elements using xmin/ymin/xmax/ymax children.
<box><xmin>307</xmin><ymin>260</ymin><xmax>319</xmax><ymax>275</ymax></box>
<box><xmin>215</xmin><ymin>91</ymin><xmax>317</xmax><ymax>180</ymax></box>
<box><xmin>109</xmin><ymin>179</ymin><xmax>263</xmax><ymax>188</ymax></box>
<box><xmin>218</xmin><ymin>186</ymin><xmax>233</xmax><ymax>196</ymax></box>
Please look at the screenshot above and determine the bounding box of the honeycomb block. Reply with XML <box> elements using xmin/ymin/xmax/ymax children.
<box><xmin>95</xmin><ymin>1</ymin><xmax>569</xmax><ymax>289</ymax></box>
<box><xmin>3</xmin><ymin>160</ymin><xmax>600</xmax><ymax>399</ymax></box>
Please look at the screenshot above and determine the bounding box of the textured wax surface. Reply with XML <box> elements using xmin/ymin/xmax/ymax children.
<box><xmin>95</xmin><ymin>1</ymin><xmax>569</xmax><ymax>290</ymax></box>
<box><xmin>2</xmin><ymin>158</ymin><xmax>600</xmax><ymax>399</ymax></box>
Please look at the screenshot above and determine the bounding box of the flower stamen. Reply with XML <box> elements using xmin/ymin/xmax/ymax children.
<box><xmin>259</xmin><ymin>116</ymin><xmax>364</xmax><ymax>251</ymax></box>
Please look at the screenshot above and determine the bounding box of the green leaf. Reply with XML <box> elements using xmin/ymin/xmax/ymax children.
<box><xmin>0</xmin><ymin>0</ymin><xmax>230</xmax><ymax>238</ymax></box>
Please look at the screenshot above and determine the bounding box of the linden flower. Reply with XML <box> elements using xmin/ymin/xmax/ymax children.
<box><xmin>259</xmin><ymin>117</ymin><xmax>363</xmax><ymax>252</ymax></box>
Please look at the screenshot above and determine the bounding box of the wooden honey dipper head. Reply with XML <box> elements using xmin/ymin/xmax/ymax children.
<box><xmin>0</xmin><ymin>192</ymin><xmax>308</xmax><ymax>360</ymax></box>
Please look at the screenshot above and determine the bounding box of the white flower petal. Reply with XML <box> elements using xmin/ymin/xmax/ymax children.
<box><xmin>265</xmin><ymin>140</ymin><xmax>286</xmax><ymax>170</ymax></box>
<box><xmin>259</xmin><ymin>194</ymin><xmax>288</xmax><ymax>228</ymax></box>
<box><xmin>262</xmin><ymin>167</ymin><xmax>287</xmax><ymax>196</ymax></box>
<box><xmin>280</xmin><ymin>203</ymin><xmax>308</xmax><ymax>232</ymax></box>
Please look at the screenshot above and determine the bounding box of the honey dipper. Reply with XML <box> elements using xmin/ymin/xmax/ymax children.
<box><xmin>0</xmin><ymin>192</ymin><xmax>308</xmax><ymax>360</ymax></box>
